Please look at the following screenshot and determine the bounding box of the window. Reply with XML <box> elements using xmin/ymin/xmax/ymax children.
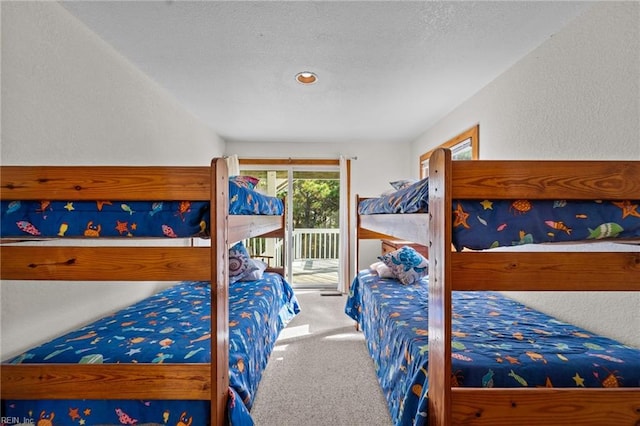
<box><xmin>419</xmin><ymin>124</ymin><xmax>479</xmax><ymax>178</ymax></box>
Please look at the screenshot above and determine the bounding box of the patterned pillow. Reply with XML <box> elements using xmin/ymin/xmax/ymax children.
<box><xmin>229</xmin><ymin>242</ymin><xmax>258</xmax><ymax>283</ymax></box>
<box><xmin>378</xmin><ymin>246</ymin><xmax>428</xmax><ymax>285</ymax></box>
<box><xmin>230</xmin><ymin>175</ymin><xmax>260</xmax><ymax>190</ymax></box>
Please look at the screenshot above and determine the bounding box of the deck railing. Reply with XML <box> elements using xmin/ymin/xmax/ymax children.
<box><xmin>292</xmin><ymin>228</ymin><xmax>340</xmax><ymax>260</ymax></box>
<box><xmin>244</xmin><ymin>228</ymin><xmax>339</xmax><ymax>267</ymax></box>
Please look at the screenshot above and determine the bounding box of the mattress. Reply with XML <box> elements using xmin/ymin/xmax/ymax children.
<box><xmin>2</xmin><ymin>273</ymin><xmax>300</xmax><ymax>425</ymax></box>
<box><xmin>345</xmin><ymin>269</ymin><xmax>640</xmax><ymax>426</ymax></box>
<box><xmin>357</xmin><ymin>179</ymin><xmax>640</xmax><ymax>250</ymax></box>
<box><xmin>0</xmin><ymin>179</ymin><xmax>284</xmax><ymax>239</ymax></box>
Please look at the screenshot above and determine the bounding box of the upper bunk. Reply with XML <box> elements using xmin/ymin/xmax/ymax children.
<box><xmin>425</xmin><ymin>148</ymin><xmax>640</xmax><ymax>291</ymax></box>
<box><xmin>0</xmin><ymin>163</ymin><xmax>285</xmax><ymax>245</ymax></box>
<box><xmin>356</xmin><ymin>149</ymin><xmax>640</xmax><ymax>289</ymax></box>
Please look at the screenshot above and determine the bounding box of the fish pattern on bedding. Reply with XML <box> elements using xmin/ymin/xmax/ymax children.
<box><xmin>451</xmin><ymin>198</ymin><xmax>640</xmax><ymax>251</ymax></box>
<box><xmin>357</xmin><ymin>179</ymin><xmax>640</xmax><ymax>250</ymax></box>
<box><xmin>345</xmin><ymin>269</ymin><xmax>640</xmax><ymax>426</ymax></box>
<box><xmin>0</xmin><ymin>180</ymin><xmax>284</xmax><ymax>239</ymax></box>
<box><xmin>2</xmin><ymin>274</ymin><xmax>300</xmax><ymax>425</ymax></box>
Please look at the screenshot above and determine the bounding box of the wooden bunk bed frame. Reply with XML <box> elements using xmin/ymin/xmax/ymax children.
<box><xmin>356</xmin><ymin>148</ymin><xmax>640</xmax><ymax>425</ymax></box>
<box><xmin>0</xmin><ymin>158</ymin><xmax>286</xmax><ymax>426</ymax></box>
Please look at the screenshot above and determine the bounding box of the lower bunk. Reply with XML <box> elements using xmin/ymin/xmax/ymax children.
<box><xmin>1</xmin><ymin>272</ymin><xmax>300</xmax><ymax>425</ymax></box>
<box><xmin>345</xmin><ymin>264</ymin><xmax>640</xmax><ymax>426</ymax></box>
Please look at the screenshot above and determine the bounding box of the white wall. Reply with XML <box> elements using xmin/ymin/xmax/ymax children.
<box><xmin>1</xmin><ymin>2</ymin><xmax>224</xmax><ymax>359</ymax></box>
<box><xmin>411</xmin><ymin>2</ymin><xmax>640</xmax><ymax>347</ymax></box>
<box><xmin>226</xmin><ymin>140</ymin><xmax>415</xmax><ymax>278</ymax></box>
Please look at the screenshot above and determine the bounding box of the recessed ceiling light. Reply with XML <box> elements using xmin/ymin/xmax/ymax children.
<box><xmin>295</xmin><ymin>71</ymin><xmax>318</xmax><ymax>85</ymax></box>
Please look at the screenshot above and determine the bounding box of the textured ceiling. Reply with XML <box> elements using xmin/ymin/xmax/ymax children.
<box><xmin>60</xmin><ymin>1</ymin><xmax>591</xmax><ymax>144</ymax></box>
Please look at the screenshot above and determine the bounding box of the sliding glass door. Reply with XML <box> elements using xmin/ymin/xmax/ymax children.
<box><xmin>239</xmin><ymin>164</ymin><xmax>340</xmax><ymax>289</ymax></box>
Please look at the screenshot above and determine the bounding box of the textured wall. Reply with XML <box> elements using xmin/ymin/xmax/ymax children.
<box><xmin>1</xmin><ymin>2</ymin><xmax>224</xmax><ymax>165</ymax></box>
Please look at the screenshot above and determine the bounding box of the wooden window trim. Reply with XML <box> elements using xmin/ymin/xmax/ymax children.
<box><xmin>419</xmin><ymin>124</ymin><xmax>479</xmax><ymax>178</ymax></box>
<box><xmin>239</xmin><ymin>158</ymin><xmax>339</xmax><ymax>166</ymax></box>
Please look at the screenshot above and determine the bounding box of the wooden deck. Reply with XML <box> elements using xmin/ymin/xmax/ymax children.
<box><xmin>291</xmin><ymin>259</ymin><xmax>339</xmax><ymax>288</ymax></box>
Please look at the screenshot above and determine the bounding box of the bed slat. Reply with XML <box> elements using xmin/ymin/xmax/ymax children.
<box><xmin>451</xmin><ymin>388</ymin><xmax>640</xmax><ymax>425</ymax></box>
<box><xmin>229</xmin><ymin>215</ymin><xmax>284</xmax><ymax>245</ymax></box>
<box><xmin>359</xmin><ymin>213</ymin><xmax>429</xmax><ymax>246</ymax></box>
<box><xmin>1</xmin><ymin>364</ymin><xmax>210</xmax><ymax>399</ymax></box>
<box><xmin>0</xmin><ymin>166</ymin><xmax>211</xmax><ymax>201</ymax></box>
<box><xmin>451</xmin><ymin>251</ymin><xmax>640</xmax><ymax>290</ymax></box>
<box><xmin>1</xmin><ymin>246</ymin><xmax>210</xmax><ymax>281</ymax></box>
<box><xmin>451</xmin><ymin>160</ymin><xmax>640</xmax><ymax>200</ymax></box>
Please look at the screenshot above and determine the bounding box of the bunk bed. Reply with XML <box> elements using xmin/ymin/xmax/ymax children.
<box><xmin>347</xmin><ymin>148</ymin><xmax>640</xmax><ymax>425</ymax></box>
<box><xmin>0</xmin><ymin>159</ymin><xmax>297</xmax><ymax>426</ymax></box>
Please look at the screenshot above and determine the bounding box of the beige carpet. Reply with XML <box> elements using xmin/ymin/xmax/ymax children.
<box><xmin>250</xmin><ymin>289</ymin><xmax>392</xmax><ymax>426</ymax></box>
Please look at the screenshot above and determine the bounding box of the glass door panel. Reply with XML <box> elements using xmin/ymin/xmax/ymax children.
<box><xmin>289</xmin><ymin>170</ymin><xmax>339</xmax><ymax>288</ymax></box>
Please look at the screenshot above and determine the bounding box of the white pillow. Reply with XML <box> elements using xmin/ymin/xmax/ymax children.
<box><xmin>369</xmin><ymin>261</ymin><xmax>384</xmax><ymax>272</ymax></box>
<box><xmin>369</xmin><ymin>261</ymin><xmax>396</xmax><ymax>279</ymax></box>
<box><xmin>239</xmin><ymin>258</ymin><xmax>268</xmax><ymax>281</ymax></box>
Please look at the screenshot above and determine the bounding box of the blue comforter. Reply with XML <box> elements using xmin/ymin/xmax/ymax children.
<box><xmin>2</xmin><ymin>274</ymin><xmax>300</xmax><ymax>425</ymax></box>
<box><xmin>345</xmin><ymin>269</ymin><xmax>640</xmax><ymax>425</ymax></box>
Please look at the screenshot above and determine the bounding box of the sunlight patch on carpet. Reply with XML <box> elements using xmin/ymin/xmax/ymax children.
<box><xmin>277</xmin><ymin>324</ymin><xmax>311</xmax><ymax>340</ymax></box>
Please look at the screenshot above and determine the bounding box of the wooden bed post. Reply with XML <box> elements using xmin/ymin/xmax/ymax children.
<box><xmin>212</xmin><ymin>158</ymin><xmax>230</xmax><ymax>426</ymax></box>
<box><xmin>428</xmin><ymin>148</ymin><xmax>453</xmax><ymax>426</ymax></box>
